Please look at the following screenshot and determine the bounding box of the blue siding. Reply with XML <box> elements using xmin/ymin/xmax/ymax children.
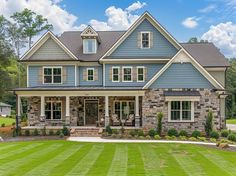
<box><xmin>78</xmin><ymin>66</ymin><xmax>103</xmax><ymax>86</ymax></box>
<box><xmin>150</xmin><ymin>63</ymin><xmax>214</xmax><ymax>89</ymax></box>
<box><xmin>28</xmin><ymin>65</ymin><xmax>75</xmax><ymax>87</ymax></box>
<box><xmin>105</xmin><ymin>63</ymin><xmax>164</xmax><ymax>87</ymax></box>
<box><xmin>110</xmin><ymin>19</ymin><xmax>178</xmax><ymax>57</ymax></box>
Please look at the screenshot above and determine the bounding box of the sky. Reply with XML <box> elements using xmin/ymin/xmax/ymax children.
<box><xmin>0</xmin><ymin>0</ymin><xmax>236</xmax><ymax>57</ymax></box>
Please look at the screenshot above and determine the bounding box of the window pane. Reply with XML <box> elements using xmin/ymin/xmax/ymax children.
<box><xmin>44</xmin><ymin>68</ymin><xmax>52</xmax><ymax>75</ymax></box>
<box><xmin>138</xmin><ymin>75</ymin><xmax>144</xmax><ymax>81</ymax></box>
<box><xmin>84</xmin><ymin>39</ymin><xmax>95</xmax><ymax>53</ymax></box>
<box><xmin>54</xmin><ymin>76</ymin><xmax>61</xmax><ymax>83</ymax></box>
<box><xmin>113</xmin><ymin>75</ymin><xmax>118</xmax><ymax>81</ymax></box>
<box><xmin>124</xmin><ymin>68</ymin><xmax>131</xmax><ymax>74</ymax></box>
<box><xmin>53</xmin><ymin>111</ymin><xmax>61</xmax><ymax>119</ymax></box>
<box><xmin>171</xmin><ymin>111</ymin><xmax>180</xmax><ymax>120</ymax></box>
<box><xmin>138</xmin><ymin>68</ymin><xmax>143</xmax><ymax>74</ymax></box>
<box><xmin>142</xmin><ymin>33</ymin><xmax>149</xmax><ymax>48</ymax></box>
<box><xmin>114</xmin><ymin>102</ymin><xmax>120</xmax><ymax>119</ymax></box>
<box><xmin>45</xmin><ymin>111</ymin><xmax>51</xmax><ymax>119</ymax></box>
<box><xmin>113</xmin><ymin>68</ymin><xmax>118</xmax><ymax>74</ymax></box>
<box><xmin>171</xmin><ymin>101</ymin><xmax>180</xmax><ymax>110</ymax></box>
<box><xmin>44</xmin><ymin>76</ymin><xmax>52</xmax><ymax>83</ymax></box>
<box><xmin>53</xmin><ymin>68</ymin><xmax>61</xmax><ymax>75</ymax></box>
<box><xmin>182</xmin><ymin>101</ymin><xmax>191</xmax><ymax>110</ymax></box>
<box><xmin>182</xmin><ymin>111</ymin><xmax>191</xmax><ymax>120</ymax></box>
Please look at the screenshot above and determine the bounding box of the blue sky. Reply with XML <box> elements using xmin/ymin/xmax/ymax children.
<box><xmin>0</xmin><ymin>0</ymin><xmax>236</xmax><ymax>57</ymax></box>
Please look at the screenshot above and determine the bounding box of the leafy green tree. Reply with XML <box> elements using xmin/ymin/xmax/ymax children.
<box><xmin>205</xmin><ymin>110</ymin><xmax>213</xmax><ymax>137</ymax></box>
<box><xmin>188</xmin><ymin>37</ymin><xmax>198</xmax><ymax>43</ymax></box>
<box><xmin>11</xmin><ymin>8</ymin><xmax>53</xmax><ymax>49</ymax></box>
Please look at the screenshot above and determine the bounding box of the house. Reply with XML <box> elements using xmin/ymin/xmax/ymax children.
<box><xmin>14</xmin><ymin>12</ymin><xmax>229</xmax><ymax>134</ymax></box>
<box><xmin>0</xmin><ymin>102</ymin><xmax>12</xmax><ymax>117</ymax></box>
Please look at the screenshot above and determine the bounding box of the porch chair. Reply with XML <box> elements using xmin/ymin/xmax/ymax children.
<box><xmin>111</xmin><ymin>114</ymin><xmax>120</xmax><ymax>126</ymax></box>
<box><xmin>125</xmin><ymin>114</ymin><xmax>134</xmax><ymax>126</ymax></box>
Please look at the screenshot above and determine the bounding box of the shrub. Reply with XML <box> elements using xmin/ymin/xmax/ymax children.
<box><xmin>129</xmin><ymin>129</ymin><xmax>138</xmax><ymax>137</ymax></box>
<box><xmin>171</xmin><ymin>136</ymin><xmax>177</xmax><ymax>140</ymax></box>
<box><xmin>189</xmin><ymin>137</ymin><xmax>197</xmax><ymax>141</ymax></box>
<box><xmin>56</xmin><ymin>130</ymin><xmax>61</xmax><ymax>136</ymax></box>
<box><xmin>25</xmin><ymin>129</ymin><xmax>30</xmax><ymax>136</ymax></box>
<box><xmin>59</xmin><ymin>131</ymin><xmax>64</xmax><ymax>138</ymax></box>
<box><xmin>210</xmin><ymin>138</ymin><xmax>217</xmax><ymax>143</ymax></box>
<box><xmin>49</xmin><ymin>130</ymin><xmax>54</xmax><ymax>136</ymax></box>
<box><xmin>41</xmin><ymin>126</ymin><xmax>46</xmax><ymax>136</ymax></box>
<box><xmin>137</xmin><ymin>130</ymin><xmax>144</xmax><ymax>136</ymax></box>
<box><xmin>12</xmin><ymin>122</ymin><xmax>16</xmax><ymax>126</ymax></box>
<box><xmin>62</xmin><ymin>125</ymin><xmax>70</xmax><ymax>136</ymax></box>
<box><xmin>198</xmin><ymin>137</ymin><xmax>207</xmax><ymax>142</ymax></box>
<box><xmin>227</xmin><ymin>134</ymin><xmax>236</xmax><ymax>141</ymax></box>
<box><xmin>139</xmin><ymin>136</ymin><xmax>145</xmax><ymax>139</ymax></box>
<box><xmin>1</xmin><ymin>123</ymin><xmax>5</xmax><ymax>127</ymax></box>
<box><xmin>33</xmin><ymin>129</ymin><xmax>39</xmax><ymax>136</ymax></box>
<box><xmin>205</xmin><ymin>110</ymin><xmax>213</xmax><ymax>136</ymax></box>
<box><xmin>179</xmin><ymin>130</ymin><xmax>188</xmax><ymax>137</ymax></box>
<box><xmin>167</xmin><ymin>128</ymin><xmax>178</xmax><ymax>137</ymax></box>
<box><xmin>112</xmin><ymin>129</ymin><xmax>119</xmax><ymax>134</ymax></box>
<box><xmin>148</xmin><ymin>129</ymin><xmax>157</xmax><ymax>137</ymax></box>
<box><xmin>165</xmin><ymin>135</ymin><xmax>172</xmax><ymax>140</ymax></box>
<box><xmin>154</xmin><ymin>134</ymin><xmax>161</xmax><ymax>140</ymax></box>
<box><xmin>121</xmin><ymin>127</ymin><xmax>125</xmax><ymax>134</ymax></box>
<box><xmin>220</xmin><ymin>139</ymin><xmax>233</xmax><ymax>144</ymax></box>
<box><xmin>191</xmin><ymin>130</ymin><xmax>201</xmax><ymax>138</ymax></box>
<box><xmin>146</xmin><ymin>135</ymin><xmax>151</xmax><ymax>139</ymax></box>
<box><xmin>157</xmin><ymin>112</ymin><xmax>163</xmax><ymax>135</ymax></box>
<box><xmin>210</xmin><ymin>131</ymin><xmax>219</xmax><ymax>139</ymax></box>
<box><xmin>12</xmin><ymin>129</ymin><xmax>17</xmax><ymax>137</ymax></box>
<box><xmin>105</xmin><ymin>125</ymin><xmax>112</xmax><ymax>135</ymax></box>
<box><xmin>179</xmin><ymin>136</ymin><xmax>187</xmax><ymax>141</ymax></box>
<box><xmin>221</xmin><ymin>130</ymin><xmax>229</xmax><ymax>138</ymax></box>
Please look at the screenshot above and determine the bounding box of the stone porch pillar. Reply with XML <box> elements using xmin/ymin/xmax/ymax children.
<box><xmin>220</xmin><ymin>94</ymin><xmax>227</xmax><ymax>129</ymax></box>
<box><xmin>65</xmin><ymin>96</ymin><xmax>70</xmax><ymax>126</ymax></box>
<box><xmin>135</xmin><ymin>95</ymin><xmax>140</xmax><ymax>127</ymax></box>
<box><xmin>105</xmin><ymin>95</ymin><xmax>109</xmax><ymax>127</ymax></box>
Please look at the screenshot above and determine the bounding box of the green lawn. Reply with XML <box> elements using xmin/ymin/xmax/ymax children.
<box><xmin>0</xmin><ymin>141</ymin><xmax>236</xmax><ymax>176</ymax></box>
<box><xmin>0</xmin><ymin>117</ymin><xmax>15</xmax><ymax>126</ymax></box>
<box><xmin>226</xmin><ymin>119</ymin><xmax>236</xmax><ymax>124</ymax></box>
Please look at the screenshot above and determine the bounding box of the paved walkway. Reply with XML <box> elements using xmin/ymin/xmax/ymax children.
<box><xmin>67</xmin><ymin>137</ymin><xmax>236</xmax><ymax>147</ymax></box>
<box><xmin>227</xmin><ymin>124</ymin><xmax>236</xmax><ymax>131</ymax></box>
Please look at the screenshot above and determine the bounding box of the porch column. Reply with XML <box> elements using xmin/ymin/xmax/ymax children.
<box><xmin>65</xmin><ymin>96</ymin><xmax>70</xmax><ymax>126</ymax></box>
<box><xmin>40</xmin><ymin>96</ymin><xmax>45</xmax><ymax>118</ymax></box>
<box><xmin>135</xmin><ymin>95</ymin><xmax>140</xmax><ymax>127</ymax></box>
<box><xmin>105</xmin><ymin>95</ymin><xmax>109</xmax><ymax>126</ymax></box>
<box><xmin>220</xmin><ymin>95</ymin><xmax>227</xmax><ymax>129</ymax></box>
<box><xmin>16</xmin><ymin>95</ymin><xmax>21</xmax><ymax>129</ymax></box>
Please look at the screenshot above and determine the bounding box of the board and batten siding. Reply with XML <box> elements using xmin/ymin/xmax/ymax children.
<box><xmin>28</xmin><ymin>65</ymin><xmax>75</xmax><ymax>87</ymax></box>
<box><xmin>105</xmin><ymin>63</ymin><xmax>164</xmax><ymax>87</ymax></box>
<box><xmin>150</xmin><ymin>63</ymin><xmax>214</xmax><ymax>89</ymax></box>
<box><xmin>29</xmin><ymin>38</ymin><xmax>72</xmax><ymax>60</ymax></box>
<box><xmin>78</xmin><ymin>66</ymin><xmax>103</xmax><ymax>86</ymax></box>
<box><xmin>110</xmin><ymin>19</ymin><xmax>178</xmax><ymax>57</ymax></box>
<box><xmin>208</xmin><ymin>71</ymin><xmax>225</xmax><ymax>86</ymax></box>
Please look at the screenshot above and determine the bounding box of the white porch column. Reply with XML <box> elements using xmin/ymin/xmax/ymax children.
<box><xmin>65</xmin><ymin>96</ymin><xmax>70</xmax><ymax>125</ymax></box>
<box><xmin>16</xmin><ymin>95</ymin><xmax>21</xmax><ymax>128</ymax></box>
<box><xmin>105</xmin><ymin>95</ymin><xmax>109</xmax><ymax>126</ymax></box>
<box><xmin>40</xmin><ymin>96</ymin><xmax>45</xmax><ymax>117</ymax></box>
<box><xmin>135</xmin><ymin>95</ymin><xmax>140</xmax><ymax>127</ymax></box>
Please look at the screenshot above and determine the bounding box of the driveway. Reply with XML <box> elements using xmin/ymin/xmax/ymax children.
<box><xmin>227</xmin><ymin>124</ymin><xmax>236</xmax><ymax>131</ymax></box>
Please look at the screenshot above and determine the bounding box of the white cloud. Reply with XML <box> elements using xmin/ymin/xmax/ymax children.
<box><xmin>201</xmin><ymin>22</ymin><xmax>236</xmax><ymax>57</ymax></box>
<box><xmin>126</xmin><ymin>1</ymin><xmax>146</xmax><ymax>12</ymax></box>
<box><xmin>0</xmin><ymin>0</ymin><xmax>79</xmax><ymax>34</ymax></box>
<box><xmin>182</xmin><ymin>17</ymin><xmax>199</xmax><ymax>29</ymax></box>
<box><xmin>199</xmin><ymin>4</ymin><xmax>217</xmax><ymax>13</ymax></box>
<box><xmin>79</xmin><ymin>1</ymin><xmax>146</xmax><ymax>31</ymax></box>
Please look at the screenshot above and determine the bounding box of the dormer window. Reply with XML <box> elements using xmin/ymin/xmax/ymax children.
<box><xmin>141</xmin><ymin>32</ymin><xmax>150</xmax><ymax>48</ymax></box>
<box><xmin>83</xmin><ymin>39</ymin><xmax>97</xmax><ymax>54</ymax></box>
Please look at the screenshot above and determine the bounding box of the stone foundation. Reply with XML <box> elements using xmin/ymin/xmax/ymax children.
<box><xmin>142</xmin><ymin>89</ymin><xmax>222</xmax><ymax>134</ymax></box>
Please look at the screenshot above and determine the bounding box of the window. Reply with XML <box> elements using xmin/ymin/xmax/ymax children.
<box><xmin>45</xmin><ymin>101</ymin><xmax>62</xmax><ymax>120</ymax></box>
<box><xmin>137</xmin><ymin>67</ymin><xmax>144</xmax><ymax>82</ymax></box>
<box><xmin>83</xmin><ymin>39</ymin><xmax>96</xmax><ymax>54</ymax></box>
<box><xmin>43</xmin><ymin>67</ymin><xmax>62</xmax><ymax>84</ymax></box>
<box><xmin>169</xmin><ymin>101</ymin><xmax>193</xmax><ymax>122</ymax></box>
<box><xmin>114</xmin><ymin>101</ymin><xmax>135</xmax><ymax>120</ymax></box>
<box><xmin>112</xmin><ymin>67</ymin><xmax>120</xmax><ymax>82</ymax></box>
<box><xmin>141</xmin><ymin>32</ymin><xmax>150</xmax><ymax>48</ymax></box>
<box><xmin>123</xmin><ymin>67</ymin><xmax>132</xmax><ymax>82</ymax></box>
<box><xmin>87</xmin><ymin>68</ymin><xmax>94</xmax><ymax>81</ymax></box>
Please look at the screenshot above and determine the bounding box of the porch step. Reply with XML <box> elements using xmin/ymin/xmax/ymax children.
<box><xmin>70</xmin><ymin>127</ymin><xmax>103</xmax><ymax>137</ymax></box>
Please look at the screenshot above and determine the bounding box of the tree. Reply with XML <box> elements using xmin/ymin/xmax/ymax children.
<box><xmin>205</xmin><ymin>110</ymin><xmax>213</xmax><ymax>137</ymax></box>
<box><xmin>188</xmin><ymin>37</ymin><xmax>198</xmax><ymax>43</ymax></box>
<box><xmin>11</xmin><ymin>8</ymin><xmax>53</xmax><ymax>49</ymax></box>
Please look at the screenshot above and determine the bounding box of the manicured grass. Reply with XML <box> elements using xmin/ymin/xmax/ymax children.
<box><xmin>226</xmin><ymin>119</ymin><xmax>236</xmax><ymax>124</ymax></box>
<box><xmin>0</xmin><ymin>117</ymin><xmax>15</xmax><ymax>126</ymax></box>
<box><xmin>0</xmin><ymin>141</ymin><xmax>236</xmax><ymax>176</ymax></box>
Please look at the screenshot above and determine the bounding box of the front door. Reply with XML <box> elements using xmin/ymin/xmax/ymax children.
<box><xmin>85</xmin><ymin>100</ymin><xmax>98</xmax><ymax>125</ymax></box>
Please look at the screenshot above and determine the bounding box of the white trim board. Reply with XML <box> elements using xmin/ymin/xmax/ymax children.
<box><xmin>20</xmin><ymin>31</ymin><xmax>79</xmax><ymax>61</ymax></box>
<box><xmin>99</xmin><ymin>11</ymin><xmax>182</xmax><ymax>62</ymax></box>
<box><xmin>143</xmin><ymin>49</ymin><xmax>224</xmax><ymax>90</ymax></box>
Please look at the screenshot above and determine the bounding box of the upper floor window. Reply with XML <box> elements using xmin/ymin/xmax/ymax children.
<box><xmin>137</xmin><ymin>67</ymin><xmax>144</xmax><ymax>82</ymax></box>
<box><xmin>112</xmin><ymin>67</ymin><xmax>120</xmax><ymax>82</ymax></box>
<box><xmin>83</xmin><ymin>39</ymin><xmax>97</xmax><ymax>54</ymax></box>
<box><xmin>123</xmin><ymin>67</ymin><xmax>132</xmax><ymax>82</ymax></box>
<box><xmin>87</xmin><ymin>68</ymin><xmax>94</xmax><ymax>81</ymax></box>
<box><xmin>169</xmin><ymin>101</ymin><xmax>193</xmax><ymax>122</ymax></box>
<box><xmin>141</xmin><ymin>32</ymin><xmax>150</xmax><ymax>48</ymax></box>
<box><xmin>43</xmin><ymin>67</ymin><xmax>62</xmax><ymax>84</ymax></box>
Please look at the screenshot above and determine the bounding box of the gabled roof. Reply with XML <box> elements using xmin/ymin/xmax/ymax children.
<box><xmin>143</xmin><ymin>49</ymin><xmax>225</xmax><ymax>90</ymax></box>
<box><xmin>81</xmin><ymin>25</ymin><xmax>98</xmax><ymax>37</ymax></box>
<box><xmin>0</xmin><ymin>102</ymin><xmax>12</xmax><ymax>107</ymax></box>
<box><xmin>20</xmin><ymin>31</ymin><xmax>79</xmax><ymax>61</ymax></box>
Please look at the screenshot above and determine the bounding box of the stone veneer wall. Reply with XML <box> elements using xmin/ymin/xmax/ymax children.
<box><xmin>142</xmin><ymin>89</ymin><xmax>222</xmax><ymax>134</ymax></box>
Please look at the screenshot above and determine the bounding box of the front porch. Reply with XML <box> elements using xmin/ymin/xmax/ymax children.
<box><xmin>15</xmin><ymin>89</ymin><xmax>145</xmax><ymax>128</ymax></box>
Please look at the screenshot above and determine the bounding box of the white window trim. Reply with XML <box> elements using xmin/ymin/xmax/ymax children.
<box><xmin>112</xmin><ymin>66</ymin><xmax>120</xmax><ymax>82</ymax></box>
<box><xmin>43</xmin><ymin>66</ymin><xmax>62</xmax><ymax>84</ymax></box>
<box><xmin>168</xmin><ymin>101</ymin><xmax>194</xmax><ymax>122</ymax></box>
<box><xmin>87</xmin><ymin>68</ymin><xmax>94</xmax><ymax>81</ymax></box>
<box><xmin>137</xmin><ymin>66</ymin><xmax>145</xmax><ymax>82</ymax></box>
<box><xmin>113</xmin><ymin>100</ymin><xmax>135</xmax><ymax>120</ymax></box>
<box><xmin>141</xmin><ymin>31</ymin><xmax>150</xmax><ymax>49</ymax></box>
<box><xmin>83</xmin><ymin>39</ymin><xmax>97</xmax><ymax>54</ymax></box>
<box><xmin>122</xmin><ymin>66</ymin><xmax>133</xmax><ymax>82</ymax></box>
<box><xmin>45</xmin><ymin>100</ymin><xmax>62</xmax><ymax>120</ymax></box>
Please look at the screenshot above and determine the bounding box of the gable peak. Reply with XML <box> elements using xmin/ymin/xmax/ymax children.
<box><xmin>81</xmin><ymin>25</ymin><xmax>98</xmax><ymax>37</ymax></box>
